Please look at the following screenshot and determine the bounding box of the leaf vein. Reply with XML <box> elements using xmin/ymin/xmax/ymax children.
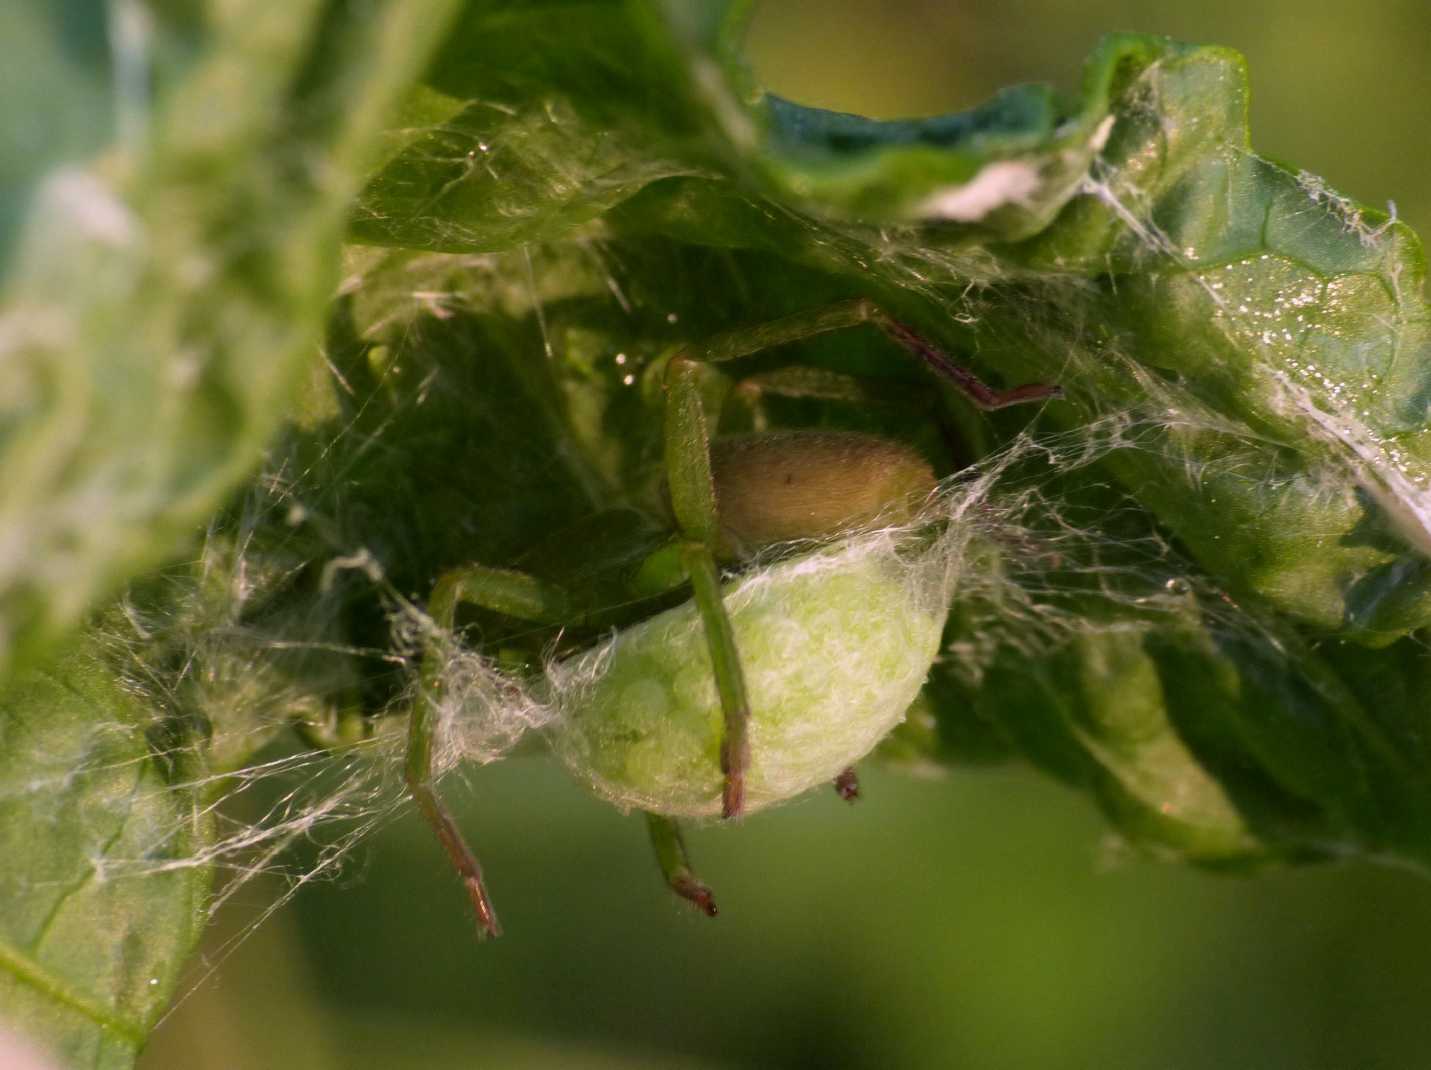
<box><xmin>0</xmin><ymin>941</ymin><xmax>144</xmax><ymax>1046</ymax></box>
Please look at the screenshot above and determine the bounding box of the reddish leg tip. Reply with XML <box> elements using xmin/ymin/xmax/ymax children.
<box><xmin>465</xmin><ymin>878</ymin><xmax>503</xmax><ymax>940</ymax></box>
<box><xmin>673</xmin><ymin>876</ymin><xmax>719</xmax><ymax>917</ymax></box>
<box><xmin>834</xmin><ymin>767</ymin><xmax>860</xmax><ymax>803</ymax></box>
<box><xmin>721</xmin><ymin>776</ymin><xmax>745</xmax><ymax>820</ymax></box>
<box><xmin>720</xmin><ymin>734</ymin><xmax>751</xmax><ymax>819</ymax></box>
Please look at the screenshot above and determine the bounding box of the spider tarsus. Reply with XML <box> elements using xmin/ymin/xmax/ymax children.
<box><xmin>834</xmin><ymin>767</ymin><xmax>860</xmax><ymax>803</ymax></box>
<box><xmin>720</xmin><ymin>736</ymin><xmax>749</xmax><ymax>819</ymax></box>
<box><xmin>408</xmin><ymin>781</ymin><xmax>503</xmax><ymax>941</ymax></box>
<box><xmin>873</xmin><ymin>314</ymin><xmax>1063</xmax><ymax>411</ymax></box>
<box><xmin>672</xmin><ymin>875</ymin><xmax>719</xmax><ymax>917</ymax></box>
<box><xmin>721</xmin><ymin>773</ymin><xmax>745</xmax><ymax>820</ymax></box>
<box><xmin>464</xmin><ymin>877</ymin><xmax>504</xmax><ymax>940</ymax></box>
<box><xmin>994</xmin><ymin>381</ymin><xmax>1065</xmax><ymax>407</ymax></box>
<box><xmin>646</xmin><ymin>813</ymin><xmax>718</xmax><ymax>918</ymax></box>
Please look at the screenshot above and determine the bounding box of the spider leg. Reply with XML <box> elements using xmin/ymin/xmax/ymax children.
<box><xmin>834</xmin><ymin>766</ymin><xmax>860</xmax><ymax>802</ymax></box>
<box><xmin>860</xmin><ymin>304</ymin><xmax>1064</xmax><ymax>411</ymax></box>
<box><xmin>872</xmin><ymin>317</ymin><xmax>1065</xmax><ymax>409</ymax></box>
<box><xmin>664</xmin><ymin>354</ymin><xmax>753</xmax><ymax>819</ymax></box>
<box><xmin>410</xmin><ymin>565</ymin><xmax>572</xmax><ymax>939</ymax></box>
<box><xmin>689</xmin><ymin>297</ymin><xmax>1061</xmax><ymax>412</ymax></box>
<box><xmin>660</xmin><ymin>300</ymin><xmax>1059</xmax><ymax>820</ymax></box>
<box><xmin>646</xmin><ymin>813</ymin><xmax>718</xmax><ymax>917</ymax></box>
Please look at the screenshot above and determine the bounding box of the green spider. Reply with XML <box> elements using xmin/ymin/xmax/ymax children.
<box><xmin>403</xmin><ymin>298</ymin><xmax>1061</xmax><ymax>937</ymax></box>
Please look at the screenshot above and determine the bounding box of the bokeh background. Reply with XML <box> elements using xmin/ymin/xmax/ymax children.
<box><xmin>142</xmin><ymin>3</ymin><xmax>1431</xmax><ymax>1068</ymax></box>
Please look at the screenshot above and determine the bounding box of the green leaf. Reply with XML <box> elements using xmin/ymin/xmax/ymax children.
<box><xmin>924</xmin><ymin>587</ymin><xmax>1431</xmax><ymax>870</ymax></box>
<box><xmin>350</xmin><ymin>0</ymin><xmax>736</xmax><ymax>252</ymax></box>
<box><xmin>0</xmin><ymin>2</ymin><xmax>115</xmax><ymax>266</ymax></box>
<box><xmin>0</xmin><ymin>0</ymin><xmax>461</xmax><ymax>682</ymax></box>
<box><xmin>11</xmin><ymin>1</ymin><xmax>1431</xmax><ymax>1053</ymax></box>
<box><xmin>0</xmin><ymin>639</ymin><xmax>209</xmax><ymax>1068</ymax></box>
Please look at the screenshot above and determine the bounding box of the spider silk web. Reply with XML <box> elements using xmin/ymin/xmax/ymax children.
<box><xmin>66</xmin><ymin>53</ymin><xmax>1431</xmax><ymax>1010</ymax></box>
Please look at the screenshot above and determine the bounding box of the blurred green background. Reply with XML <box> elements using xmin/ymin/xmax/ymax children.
<box><xmin>142</xmin><ymin>3</ymin><xmax>1431</xmax><ymax>1068</ymax></box>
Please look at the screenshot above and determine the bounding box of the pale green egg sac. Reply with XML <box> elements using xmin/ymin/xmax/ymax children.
<box><xmin>547</xmin><ymin>530</ymin><xmax>953</xmax><ymax>818</ymax></box>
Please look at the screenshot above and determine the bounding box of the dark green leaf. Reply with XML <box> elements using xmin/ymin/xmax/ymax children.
<box><xmin>0</xmin><ymin>640</ymin><xmax>209</xmax><ymax>1067</ymax></box>
<box><xmin>0</xmin><ymin>0</ymin><xmax>461</xmax><ymax>681</ymax></box>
